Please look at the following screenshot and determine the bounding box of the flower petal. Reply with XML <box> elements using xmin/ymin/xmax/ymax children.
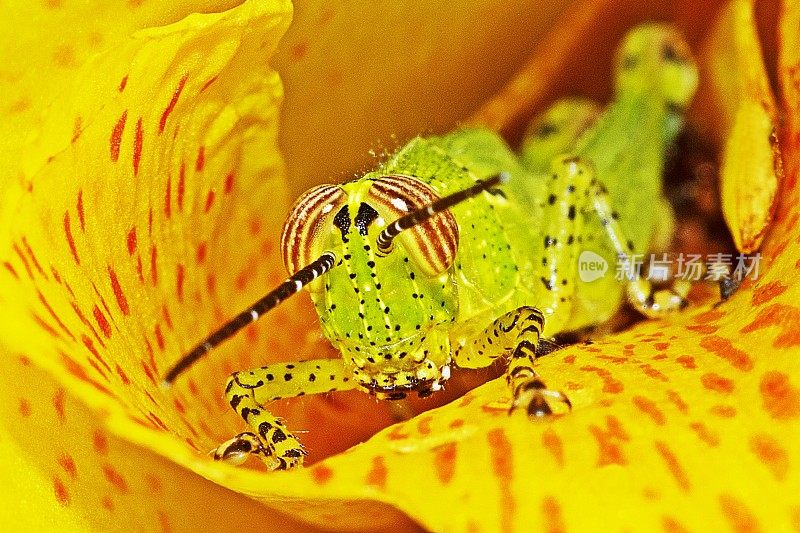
<box><xmin>0</xmin><ymin>348</ymin><xmax>327</xmax><ymax>531</ymax></box>
<box><xmin>691</xmin><ymin>0</ymin><xmax>781</xmax><ymax>252</ymax></box>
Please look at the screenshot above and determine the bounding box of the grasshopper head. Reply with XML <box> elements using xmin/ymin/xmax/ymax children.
<box><xmin>281</xmin><ymin>174</ymin><xmax>464</xmax><ymax>397</ymax></box>
<box><xmin>615</xmin><ymin>23</ymin><xmax>699</xmax><ymax>113</ymax></box>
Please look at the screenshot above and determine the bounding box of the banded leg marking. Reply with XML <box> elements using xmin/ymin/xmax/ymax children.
<box><xmin>453</xmin><ymin>306</ymin><xmax>570</xmax><ymax>416</ymax></box>
<box><xmin>218</xmin><ymin>358</ymin><xmax>356</xmax><ymax>470</ymax></box>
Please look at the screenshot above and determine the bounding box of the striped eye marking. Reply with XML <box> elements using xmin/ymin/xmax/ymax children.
<box><xmin>368</xmin><ymin>175</ymin><xmax>459</xmax><ymax>275</ymax></box>
<box><xmin>281</xmin><ymin>184</ymin><xmax>345</xmax><ymax>275</ymax></box>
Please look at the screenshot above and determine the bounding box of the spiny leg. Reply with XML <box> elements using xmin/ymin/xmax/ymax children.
<box><xmin>219</xmin><ymin>358</ymin><xmax>356</xmax><ymax>470</ymax></box>
<box><xmin>453</xmin><ymin>306</ymin><xmax>570</xmax><ymax>416</ymax></box>
<box><xmin>586</xmin><ymin>179</ymin><xmax>691</xmax><ymax>318</ymax></box>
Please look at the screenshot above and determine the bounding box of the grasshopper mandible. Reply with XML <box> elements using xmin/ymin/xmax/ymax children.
<box><xmin>163</xmin><ymin>23</ymin><xmax>699</xmax><ymax>470</ymax></box>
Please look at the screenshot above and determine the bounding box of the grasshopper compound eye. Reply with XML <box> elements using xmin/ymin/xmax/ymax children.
<box><xmin>369</xmin><ymin>175</ymin><xmax>460</xmax><ymax>275</ymax></box>
<box><xmin>280</xmin><ymin>184</ymin><xmax>346</xmax><ymax>281</ymax></box>
<box><xmin>375</xmin><ymin>173</ymin><xmax>508</xmax><ymax>271</ymax></box>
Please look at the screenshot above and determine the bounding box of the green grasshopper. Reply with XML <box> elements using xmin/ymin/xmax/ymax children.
<box><xmin>163</xmin><ymin>23</ymin><xmax>699</xmax><ymax>470</ymax></box>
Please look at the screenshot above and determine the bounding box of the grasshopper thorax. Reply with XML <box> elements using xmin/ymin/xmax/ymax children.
<box><xmin>281</xmin><ymin>174</ymin><xmax>461</xmax><ymax>397</ymax></box>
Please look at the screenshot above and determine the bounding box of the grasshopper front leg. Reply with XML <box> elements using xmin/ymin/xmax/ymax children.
<box><xmin>218</xmin><ymin>359</ymin><xmax>356</xmax><ymax>470</ymax></box>
<box><xmin>453</xmin><ymin>306</ymin><xmax>570</xmax><ymax>416</ymax></box>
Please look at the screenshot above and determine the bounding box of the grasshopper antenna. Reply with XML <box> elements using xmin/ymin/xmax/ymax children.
<box><xmin>161</xmin><ymin>252</ymin><xmax>337</xmax><ymax>387</ymax></box>
<box><xmin>376</xmin><ymin>172</ymin><xmax>509</xmax><ymax>255</ymax></box>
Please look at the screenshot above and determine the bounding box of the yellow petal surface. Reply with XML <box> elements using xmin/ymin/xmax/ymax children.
<box><xmin>691</xmin><ymin>0</ymin><xmax>781</xmax><ymax>253</ymax></box>
<box><xmin>2</xmin><ymin>0</ymin><xmax>799</xmax><ymax>532</ymax></box>
<box><xmin>0</xmin><ymin>350</ymin><xmax>324</xmax><ymax>532</ymax></box>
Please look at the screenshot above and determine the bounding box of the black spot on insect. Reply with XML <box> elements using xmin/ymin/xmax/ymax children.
<box><xmin>611</xmin><ymin>211</ymin><xmax>619</xmax><ymax>220</ymax></box>
<box><xmin>567</xmin><ymin>205</ymin><xmax>576</xmax><ymax>220</ymax></box>
<box><xmin>349</xmin><ymin>273</ymin><xmax>357</xmax><ymax>279</ymax></box>
<box><xmin>535</xmin><ymin>122</ymin><xmax>557</xmax><ymax>137</ymax></box>
<box><xmin>354</xmin><ymin>203</ymin><xmax>379</xmax><ymax>236</ymax></box>
<box><xmin>384</xmin><ymin>354</ymin><xmax>392</xmax><ymax>360</ymax></box>
<box><xmin>627</xmin><ymin>239</ymin><xmax>635</xmax><ymax>251</ymax></box>
<box><xmin>541</xmin><ymin>277</ymin><xmax>553</xmax><ymax>291</ymax></box>
<box><xmin>544</xmin><ymin>236</ymin><xmax>557</xmax><ymax>248</ymax></box>
<box><xmin>272</xmin><ymin>428</ymin><xmax>287</xmax><ymax>443</ymax></box>
<box><xmin>562</xmin><ymin>279</ymin><xmax>568</xmax><ymax>286</ymax></box>
<box><xmin>229</xmin><ymin>395</ymin><xmax>243</xmax><ymax>409</ymax></box>
<box><xmin>384</xmin><ymin>307</ymin><xmax>390</xmax><ymax>314</ymax></box>
<box><xmin>286</xmin><ymin>364</ymin><xmax>295</xmax><ymax>369</ymax></box>
<box><xmin>542</xmin><ymin>257</ymin><xmax>548</xmax><ymax>266</ymax></box>
<box><xmin>666</xmin><ymin>101</ymin><xmax>685</xmax><ymax>115</ymax></box>
<box><xmin>395</xmin><ymin>324</ymin><xmax>401</xmax><ymax>331</ymax></box>
<box><xmin>258</xmin><ymin>421</ymin><xmax>272</xmax><ymax>439</ymax></box>
<box><xmin>343</xmin><ymin>254</ymin><xmax>351</xmax><ymax>260</ymax></box>
<box><xmin>332</xmin><ymin>205</ymin><xmax>350</xmax><ymax>239</ymax></box>
<box><xmin>367</xmin><ymin>260</ymin><xmax>375</xmax><ymax>268</ymax></box>
<box><xmin>548</xmin><ymin>194</ymin><xmax>557</xmax><ymax>205</ymax></box>
<box><xmin>283</xmin><ymin>449</ymin><xmax>304</xmax><ymax>458</ymax></box>
<box><xmin>367</xmin><ymin>356</ymin><xmax>375</xmax><ymax>364</ymax></box>
<box><xmin>661</xmin><ymin>43</ymin><xmax>682</xmax><ymax>63</ymax></box>
<box><xmin>284</xmin><ymin>373</ymin><xmax>292</xmax><ymax>381</ymax></box>
<box><xmin>409</xmin><ymin>272</ymin><xmax>415</xmax><ymax>280</ymax></box>
<box><xmin>375</xmin><ymin>283</ymin><xmax>382</xmax><ymax>289</ymax></box>
<box><xmin>567</xmin><ymin>235</ymin><xmax>574</xmax><ymax>245</ymax></box>
<box><xmin>309</xmin><ymin>374</ymin><xmax>316</xmax><ymax>382</ymax></box>
<box><xmin>266</xmin><ymin>373</ymin><xmax>274</xmax><ymax>381</ymax></box>
<box><xmin>567</xmin><ymin>185</ymin><xmax>576</xmax><ymax>193</ymax></box>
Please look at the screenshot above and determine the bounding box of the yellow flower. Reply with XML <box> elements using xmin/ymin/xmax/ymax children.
<box><xmin>0</xmin><ymin>0</ymin><xmax>796</xmax><ymax>531</ymax></box>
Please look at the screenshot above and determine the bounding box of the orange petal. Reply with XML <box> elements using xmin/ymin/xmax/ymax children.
<box><xmin>691</xmin><ymin>0</ymin><xmax>781</xmax><ymax>252</ymax></box>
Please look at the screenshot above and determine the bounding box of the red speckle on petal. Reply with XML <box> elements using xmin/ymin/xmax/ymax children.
<box><xmin>127</xmin><ymin>227</ymin><xmax>137</xmax><ymax>255</ymax></box>
<box><xmin>19</xmin><ymin>398</ymin><xmax>31</xmax><ymax>417</ymax></box>
<box><xmin>22</xmin><ymin>236</ymin><xmax>47</xmax><ymax>278</ymax></box>
<box><xmin>110</xmin><ymin>110</ymin><xmax>128</xmax><ymax>162</ymax></box>
<box><xmin>676</xmin><ymin>355</ymin><xmax>696</xmax><ymax>369</ymax></box>
<box><xmin>115</xmin><ymin>364</ymin><xmax>130</xmax><ymax>385</ymax></box>
<box><xmin>311</xmin><ymin>465</ymin><xmax>333</xmax><ymax>485</ymax></box>
<box><xmin>101</xmin><ymin>495</ymin><xmax>114</xmax><ymax>511</ymax></box>
<box><xmin>164</xmin><ymin>174</ymin><xmax>172</xmax><ymax>218</ymax></box>
<box><xmin>752</xmin><ymin>280</ymin><xmax>788</xmax><ymax>306</ymax></box>
<box><xmin>58</xmin><ymin>453</ymin><xmax>77</xmax><ymax>480</ymax></box>
<box><xmin>196</xmin><ymin>242</ymin><xmax>207</xmax><ymax>264</ymax></box>
<box><xmin>224</xmin><ymin>172</ymin><xmax>235</xmax><ymax>193</ymax></box>
<box><xmin>108</xmin><ymin>266</ymin><xmax>130</xmax><ymax>315</ymax></box>
<box><xmin>291</xmin><ymin>41</ymin><xmax>308</xmax><ymax>61</ymax></box>
<box><xmin>433</xmin><ymin>442</ymin><xmax>457</xmax><ymax>484</ymax></box>
<box><xmin>689</xmin><ymin>421</ymin><xmax>720</xmax><ymax>447</ymax></box>
<box><xmin>133</xmin><ymin>117</ymin><xmax>143</xmax><ymax>176</ymax></box>
<box><xmin>204</xmin><ymin>189</ymin><xmax>215</xmax><ymax>213</ymax></box>
<box><xmin>102</xmin><ymin>464</ymin><xmax>128</xmax><ymax>493</ymax></box>
<box><xmin>701</xmin><ymin>373</ymin><xmax>734</xmax><ymax>394</ymax></box>
<box><xmin>589</xmin><ymin>415</ymin><xmax>629</xmax><ymax>467</ymax></box>
<box><xmin>487</xmin><ymin>428</ymin><xmax>514</xmax><ymax>533</ymax></box>
<box><xmin>150</xmin><ymin>245</ymin><xmax>158</xmax><ymax>286</ymax></box>
<box><xmin>200</xmin><ymin>75</ymin><xmax>218</xmax><ymax>93</ymax></box>
<box><xmin>541</xmin><ymin>496</ymin><xmax>566</xmax><ymax>533</ymax></box>
<box><xmin>3</xmin><ymin>261</ymin><xmax>19</xmax><ymax>279</ymax></box>
<box><xmin>154</xmin><ymin>324</ymin><xmax>165</xmax><ymax>351</ymax></box>
<box><xmin>53</xmin><ymin>388</ymin><xmax>66</xmax><ymax>422</ymax></box>
<box><xmin>177</xmin><ymin>162</ymin><xmax>186</xmax><ymax>212</ymax></box>
<box><xmin>750</xmin><ymin>434</ymin><xmax>789</xmax><ymax>481</ymax></box>
<box><xmin>365</xmin><ymin>456</ymin><xmax>387</xmax><ymax>490</ymax></box>
<box><xmin>699</xmin><ymin>336</ymin><xmax>754</xmax><ymax>372</ymax></box>
<box><xmin>71</xmin><ymin>115</ymin><xmax>83</xmax><ymax>143</ymax></box>
<box><xmin>416</xmin><ymin>415</ymin><xmax>432</xmax><ymax>435</ymax></box>
<box><xmin>118</xmin><ymin>75</ymin><xmax>128</xmax><ymax>92</ymax></box>
<box><xmin>93</xmin><ymin>430</ymin><xmax>108</xmax><ymax>455</ymax></box>
<box><xmin>176</xmin><ymin>263</ymin><xmax>185</xmax><ymax>302</ymax></box>
<box><xmin>93</xmin><ymin>305</ymin><xmax>112</xmax><ymax>339</ymax></box>
<box><xmin>195</xmin><ymin>146</ymin><xmax>205</xmax><ymax>172</ymax></box>
<box><xmin>719</xmin><ymin>494</ymin><xmax>763</xmax><ymax>533</ymax></box>
<box><xmin>654</xmin><ymin>441</ymin><xmax>690</xmax><ymax>492</ymax></box>
<box><xmin>53</xmin><ymin>476</ymin><xmax>70</xmax><ymax>506</ymax></box>
<box><xmin>159</xmin><ymin>75</ymin><xmax>187</xmax><ymax>134</ymax></box>
<box><xmin>542</xmin><ymin>428</ymin><xmax>564</xmax><ymax>467</ymax></box>
<box><xmin>632</xmin><ymin>396</ymin><xmax>666</xmax><ymax>425</ymax></box>
<box><xmin>77</xmin><ymin>190</ymin><xmax>85</xmax><ymax>231</ymax></box>
<box><xmin>760</xmin><ymin>371</ymin><xmax>800</xmax><ymax>420</ymax></box>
